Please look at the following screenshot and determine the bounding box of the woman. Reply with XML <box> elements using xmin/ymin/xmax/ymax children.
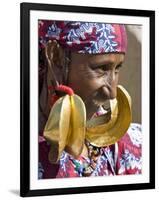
<box><xmin>38</xmin><ymin>21</ymin><xmax>142</xmax><ymax>178</ymax></box>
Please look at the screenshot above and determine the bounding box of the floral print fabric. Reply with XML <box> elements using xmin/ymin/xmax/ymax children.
<box><xmin>39</xmin><ymin>123</ymin><xmax>142</xmax><ymax>178</ymax></box>
<box><xmin>39</xmin><ymin>20</ymin><xmax>127</xmax><ymax>54</ymax></box>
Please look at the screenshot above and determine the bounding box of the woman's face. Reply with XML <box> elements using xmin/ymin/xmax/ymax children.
<box><xmin>67</xmin><ymin>52</ymin><xmax>125</xmax><ymax>117</ymax></box>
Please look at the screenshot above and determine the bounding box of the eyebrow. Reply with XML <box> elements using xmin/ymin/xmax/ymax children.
<box><xmin>90</xmin><ymin>61</ymin><xmax>123</xmax><ymax>69</ymax></box>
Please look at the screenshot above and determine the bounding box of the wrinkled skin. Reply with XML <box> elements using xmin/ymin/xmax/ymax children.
<box><xmin>67</xmin><ymin>52</ymin><xmax>125</xmax><ymax>119</ymax></box>
<box><xmin>40</xmin><ymin>42</ymin><xmax>125</xmax><ymax>156</ymax></box>
<box><xmin>43</xmin><ymin>41</ymin><xmax>125</xmax><ymax>120</ymax></box>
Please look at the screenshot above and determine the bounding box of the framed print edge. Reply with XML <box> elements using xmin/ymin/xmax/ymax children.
<box><xmin>149</xmin><ymin>10</ymin><xmax>155</xmax><ymax>189</ymax></box>
<box><xmin>20</xmin><ymin>2</ymin><xmax>155</xmax><ymax>197</ymax></box>
<box><xmin>20</xmin><ymin>3</ymin><xmax>30</xmax><ymax>197</ymax></box>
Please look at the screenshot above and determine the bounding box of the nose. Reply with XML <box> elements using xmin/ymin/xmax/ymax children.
<box><xmin>107</xmin><ymin>71</ymin><xmax>118</xmax><ymax>99</ymax></box>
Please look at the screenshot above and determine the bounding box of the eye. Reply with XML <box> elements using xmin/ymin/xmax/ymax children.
<box><xmin>100</xmin><ymin>65</ymin><xmax>109</xmax><ymax>71</ymax></box>
<box><xmin>89</xmin><ymin>62</ymin><xmax>123</xmax><ymax>76</ymax></box>
<box><xmin>90</xmin><ymin>64</ymin><xmax>110</xmax><ymax>74</ymax></box>
<box><xmin>115</xmin><ymin>64</ymin><xmax>122</xmax><ymax>74</ymax></box>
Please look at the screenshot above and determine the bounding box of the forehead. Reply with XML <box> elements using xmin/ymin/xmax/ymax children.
<box><xmin>71</xmin><ymin>52</ymin><xmax>125</xmax><ymax>65</ymax></box>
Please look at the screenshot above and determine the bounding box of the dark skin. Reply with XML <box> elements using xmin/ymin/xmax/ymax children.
<box><xmin>44</xmin><ymin>41</ymin><xmax>125</xmax><ymax>120</ymax></box>
<box><xmin>68</xmin><ymin>52</ymin><xmax>125</xmax><ymax>119</ymax></box>
<box><xmin>42</xmin><ymin>41</ymin><xmax>125</xmax><ymax>157</ymax></box>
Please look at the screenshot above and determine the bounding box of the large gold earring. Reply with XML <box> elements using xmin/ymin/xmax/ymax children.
<box><xmin>44</xmin><ymin>85</ymin><xmax>132</xmax><ymax>163</ymax></box>
<box><xmin>44</xmin><ymin>85</ymin><xmax>86</xmax><ymax>163</ymax></box>
<box><xmin>86</xmin><ymin>85</ymin><xmax>132</xmax><ymax>147</ymax></box>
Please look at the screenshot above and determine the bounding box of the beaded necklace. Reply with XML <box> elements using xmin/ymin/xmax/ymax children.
<box><xmin>71</xmin><ymin>140</ymin><xmax>103</xmax><ymax>177</ymax></box>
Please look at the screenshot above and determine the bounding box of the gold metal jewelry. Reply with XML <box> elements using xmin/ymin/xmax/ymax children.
<box><xmin>86</xmin><ymin>85</ymin><xmax>132</xmax><ymax>147</ymax></box>
<box><xmin>44</xmin><ymin>85</ymin><xmax>132</xmax><ymax>163</ymax></box>
<box><xmin>44</xmin><ymin>94</ymin><xmax>86</xmax><ymax>163</ymax></box>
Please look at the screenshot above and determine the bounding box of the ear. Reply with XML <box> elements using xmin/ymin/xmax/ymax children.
<box><xmin>45</xmin><ymin>40</ymin><xmax>67</xmax><ymax>87</ymax></box>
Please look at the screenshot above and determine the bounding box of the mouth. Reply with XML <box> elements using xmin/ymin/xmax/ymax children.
<box><xmin>91</xmin><ymin>98</ymin><xmax>106</xmax><ymax>106</ymax></box>
<box><xmin>83</xmin><ymin>87</ymin><xmax>112</xmax><ymax>120</ymax></box>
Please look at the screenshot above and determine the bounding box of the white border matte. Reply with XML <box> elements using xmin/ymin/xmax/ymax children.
<box><xmin>30</xmin><ymin>10</ymin><xmax>150</xmax><ymax>190</ymax></box>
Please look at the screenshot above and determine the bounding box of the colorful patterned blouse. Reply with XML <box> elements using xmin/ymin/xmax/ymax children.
<box><xmin>39</xmin><ymin>122</ymin><xmax>142</xmax><ymax>179</ymax></box>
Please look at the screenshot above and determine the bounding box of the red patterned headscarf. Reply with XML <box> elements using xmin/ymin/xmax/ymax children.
<box><xmin>39</xmin><ymin>20</ymin><xmax>127</xmax><ymax>54</ymax></box>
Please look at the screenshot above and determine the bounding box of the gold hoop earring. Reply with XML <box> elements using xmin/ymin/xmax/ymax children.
<box><xmin>86</xmin><ymin>85</ymin><xmax>132</xmax><ymax>147</ymax></box>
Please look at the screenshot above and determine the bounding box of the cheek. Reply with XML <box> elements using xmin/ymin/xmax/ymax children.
<box><xmin>68</xmin><ymin>69</ymin><xmax>103</xmax><ymax>99</ymax></box>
